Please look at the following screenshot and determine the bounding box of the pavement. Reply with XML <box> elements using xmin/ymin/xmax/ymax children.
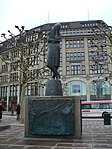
<box><xmin>0</xmin><ymin>115</ymin><xmax>112</xmax><ymax>149</ymax></box>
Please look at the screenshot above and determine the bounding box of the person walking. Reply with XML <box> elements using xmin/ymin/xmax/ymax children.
<box><xmin>0</xmin><ymin>103</ymin><xmax>2</xmax><ymax>120</ymax></box>
<box><xmin>16</xmin><ymin>104</ymin><xmax>20</xmax><ymax>121</ymax></box>
<box><xmin>11</xmin><ymin>99</ymin><xmax>15</xmax><ymax>116</ymax></box>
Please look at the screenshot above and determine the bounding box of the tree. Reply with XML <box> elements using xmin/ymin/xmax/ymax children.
<box><xmin>0</xmin><ymin>26</ymin><xmax>47</xmax><ymax>122</ymax></box>
<box><xmin>90</xmin><ymin>21</ymin><xmax>112</xmax><ymax>84</ymax></box>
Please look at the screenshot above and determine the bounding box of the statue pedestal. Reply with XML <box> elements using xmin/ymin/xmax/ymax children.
<box><xmin>25</xmin><ymin>96</ymin><xmax>82</xmax><ymax>138</ymax></box>
<box><xmin>45</xmin><ymin>79</ymin><xmax>63</xmax><ymax>96</ymax></box>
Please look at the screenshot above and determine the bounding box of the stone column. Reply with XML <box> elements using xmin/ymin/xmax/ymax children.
<box><xmin>7</xmin><ymin>85</ymin><xmax>10</xmax><ymax>111</ymax></box>
<box><xmin>84</xmin><ymin>37</ymin><xmax>90</xmax><ymax>101</ymax></box>
<box><xmin>61</xmin><ymin>38</ymin><xmax>66</xmax><ymax>77</ymax></box>
<box><xmin>17</xmin><ymin>85</ymin><xmax>20</xmax><ymax>103</ymax></box>
<box><xmin>86</xmin><ymin>80</ymin><xmax>90</xmax><ymax>101</ymax></box>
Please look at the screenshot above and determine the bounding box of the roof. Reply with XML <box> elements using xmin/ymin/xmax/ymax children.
<box><xmin>0</xmin><ymin>20</ymin><xmax>109</xmax><ymax>53</ymax></box>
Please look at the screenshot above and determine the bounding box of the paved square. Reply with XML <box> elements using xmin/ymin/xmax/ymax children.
<box><xmin>0</xmin><ymin>115</ymin><xmax>112</xmax><ymax>148</ymax></box>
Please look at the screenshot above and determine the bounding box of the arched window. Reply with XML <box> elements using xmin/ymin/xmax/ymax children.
<box><xmin>66</xmin><ymin>80</ymin><xmax>86</xmax><ymax>100</ymax></box>
<box><xmin>90</xmin><ymin>80</ymin><xmax>111</xmax><ymax>100</ymax></box>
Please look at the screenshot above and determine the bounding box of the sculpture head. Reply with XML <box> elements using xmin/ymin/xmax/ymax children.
<box><xmin>52</xmin><ymin>23</ymin><xmax>61</xmax><ymax>34</ymax></box>
<box><xmin>53</xmin><ymin>23</ymin><xmax>61</xmax><ymax>31</ymax></box>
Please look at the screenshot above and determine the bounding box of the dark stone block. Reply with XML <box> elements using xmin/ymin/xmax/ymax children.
<box><xmin>45</xmin><ymin>79</ymin><xmax>63</xmax><ymax>96</ymax></box>
<box><xmin>29</xmin><ymin>99</ymin><xmax>74</xmax><ymax>135</ymax></box>
<box><xmin>25</xmin><ymin>96</ymin><xmax>82</xmax><ymax>138</ymax></box>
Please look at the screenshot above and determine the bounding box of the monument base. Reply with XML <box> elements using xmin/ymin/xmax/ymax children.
<box><xmin>25</xmin><ymin>96</ymin><xmax>82</xmax><ymax>138</ymax></box>
<box><xmin>45</xmin><ymin>79</ymin><xmax>63</xmax><ymax>96</ymax></box>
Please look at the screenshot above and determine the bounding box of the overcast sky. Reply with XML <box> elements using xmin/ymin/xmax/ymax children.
<box><xmin>0</xmin><ymin>0</ymin><xmax>112</xmax><ymax>41</ymax></box>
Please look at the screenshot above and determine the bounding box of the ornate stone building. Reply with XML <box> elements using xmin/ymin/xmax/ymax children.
<box><xmin>0</xmin><ymin>20</ymin><xmax>112</xmax><ymax>110</ymax></box>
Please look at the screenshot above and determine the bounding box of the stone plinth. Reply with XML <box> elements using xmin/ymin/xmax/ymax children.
<box><xmin>25</xmin><ymin>96</ymin><xmax>82</xmax><ymax>138</ymax></box>
<box><xmin>45</xmin><ymin>79</ymin><xmax>63</xmax><ymax>96</ymax></box>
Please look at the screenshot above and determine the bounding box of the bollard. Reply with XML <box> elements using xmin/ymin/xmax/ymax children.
<box><xmin>104</xmin><ymin>113</ymin><xmax>111</xmax><ymax>125</ymax></box>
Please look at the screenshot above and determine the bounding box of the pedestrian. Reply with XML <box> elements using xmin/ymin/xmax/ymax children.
<box><xmin>16</xmin><ymin>104</ymin><xmax>20</xmax><ymax>121</ymax></box>
<box><xmin>0</xmin><ymin>103</ymin><xmax>2</xmax><ymax>120</ymax></box>
<box><xmin>11</xmin><ymin>105</ymin><xmax>14</xmax><ymax>116</ymax></box>
<box><xmin>1</xmin><ymin>99</ymin><xmax>4</xmax><ymax>111</ymax></box>
<box><xmin>11</xmin><ymin>99</ymin><xmax>15</xmax><ymax>116</ymax></box>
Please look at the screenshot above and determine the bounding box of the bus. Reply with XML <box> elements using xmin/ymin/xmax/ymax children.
<box><xmin>81</xmin><ymin>100</ymin><xmax>112</xmax><ymax>117</ymax></box>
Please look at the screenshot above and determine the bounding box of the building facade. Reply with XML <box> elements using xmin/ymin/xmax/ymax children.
<box><xmin>0</xmin><ymin>20</ymin><xmax>112</xmax><ymax>111</ymax></box>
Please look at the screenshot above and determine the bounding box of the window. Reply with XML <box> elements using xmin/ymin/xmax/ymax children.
<box><xmin>66</xmin><ymin>53</ymin><xmax>69</xmax><ymax>61</ymax></box>
<box><xmin>27</xmin><ymin>84</ymin><xmax>31</xmax><ymax>95</ymax></box>
<box><xmin>44</xmin><ymin>68</ymin><xmax>52</xmax><ymax>76</ymax></box>
<box><xmin>1</xmin><ymin>86</ymin><xmax>8</xmax><ymax>97</ymax></box>
<box><xmin>66</xmin><ymin>66</ymin><xmax>70</xmax><ymax>75</ymax></box>
<box><xmin>90</xmin><ymin>80</ymin><xmax>111</xmax><ymax>96</ymax></box>
<box><xmin>65</xmin><ymin>39</ymin><xmax>84</xmax><ymax>49</ymax></box>
<box><xmin>82</xmin><ymin>65</ymin><xmax>86</xmax><ymax>74</ymax></box>
<box><xmin>72</xmin><ymin>85</ymin><xmax>80</xmax><ymax>93</ymax></box>
<box><xmin>44</xmin><ymin>54</ymin><xmax>47</xmax><ymax>63</ymax></box>
<box><xmin>2</xmin><ymin>52</ymin><xmax>9</xmax><ymax>60</ymax></box>
<box><xmin>60</xmin><ymin>42</ymin><xmax>62</xmax><ymax>49</ymax></box>
<box><xmin>66</xmin><ymin>52</ymin><xmax>85</xmax><ymax>62</ymax></box>
<box><xmin>89</xmin><ymin>64</ymin><xmax>108</xmax><ymax>74</ymax></box>
<box><xmin>69</xmin><ymin>40</ymin><xmax>73</xmax><ymax>48</ymax></box>
<box><xmin>77</xmin><ymin>52</ymin><xmax>81</xmax><ymax>60</ymax></box>
<box><xmin>34</xmin><ymin>56</ymin><xmax>39</xmax><ymax>65</ymax></box>
<box><xmin>28</xmin><ymin>56</ymin><xmax>39</xmax><ymax>66</ymax></box>
<box><xmin>77</xmin><ymin>65</ymin><xmax>80</xmax><ymax>74</ymax></box>
<box><xmin>73</xmin><ymin>40</ymin><xmax>77</xmax><ymax>48</ymax></box>
<box><xmin>10</xmin><ymin>72</ymin><xmax>18</xmax><ymax>81</ymax></box>
<box><xmin>2</xmin><ymin>64</ymin><xmax>8</xmax><ymax>72</ymax></box>
<box><xmin>71</xmin><ymin>65</ymin><xmax>80</xmax><ymax>75</ymax></box>
<box><xmin>10</xmin><ymin>85</ymin><xmax>18</xmax><ymax>97</ymax></box>
<box><xmin>88</xmin><ymin>51</ymin><xmax>92</xmax><ymax>60</ymax></box>
<box><xmin>88</xmin><ymin>38</ymin><xmax>107</xmax><ymax>48</ymax></box>
<box><xmin>28</xmin><ymin>69</ymin><xmax>39</xmax><ymax>81</ymax></box>
<box><xmin>70</xmin><ymin>52</ymin><xmax>73</xmax><ymax>61</ymax></box>
<box><xmin>89</xmin><ymin>65</ymin><xmax>93</xmax><ymax>74</ymax></box>
<box><xmin>60</xmin><ymin>53</ymin><xmax>62</xmax><ymax>62</ymax></box>
<box><xmin>27</xmin><ymin>83</ymin><xmax>38</xmax><ymax>96</ymax></box>
<box><xmin>31</xmin><ymin>83</ymin><xmax>35</xmax><ymax>95</ymax></box>
<box><xmin>88</xmin><ymin>51</ymin><xmax>97</xmax><ymax>61</ymax></box>
<box><xmin>74</xmin><ymin>52</ymin><xmax>77</xmax><ymax>60</ymax></box>
<box><xmin>59</xmin><ymin>66</ymin><xmax>62</xmax><ymax>76</ymax></box>
<box><xmin>33</xmin><ymin>47</ymin><xmax>38</xmax><ymax>53</ymax></box>
<box><xmin>71</xmin><ymin>65</ymin><xmax>75</xmax><ymax>75</ymax></box>
<box><xmin>103</xmin><ymin>65</ymin><xmax>109</xmax><ymax>73</ymax></box>
<box><xmin>1</xmin><ymin>75</ymin><xmax>8</xmax><ymax>83</ymax></box>
<box><xmin>89</xmin><ymin>51</ymin><xmax>108</xmax><ymax>61</ymax></box>
<box><xmin>65</xmin><ymin>40</ymin><xmax>69</xmax><ymax>48</ymax></box>
<box><xmin>77</xmin><ymin>40</ymin><xmax>80</xmax><ymax>48</ymax></box>
<box><xmin>11</xmin><ymin>50</ymin><xmax>19</xmax><ymax>58</ymax></box>
<box><xmin>81</xmin><ymin>52</ymin><xmax>85</xmax><ymax>60</ymax></box>
<box><xmin>67</xmin><ymin>65</ymin><xmax>85</xmax><ymax>75</ymax></box>
<box><xmin>10</xmin><ymin>62</ymin><xmax>18</xmax><ymax>71</ymax></box>
<box><xmin>91</xmin><ymin>104</ymin><xmax>100</xmax><ymax>109</ymax></box>
<box><xmin>80</xmin><ymin>39</ymin><xmax>84</xmax><ymax>48</ymax></box>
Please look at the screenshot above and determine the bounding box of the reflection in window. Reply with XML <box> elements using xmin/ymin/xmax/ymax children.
<box><xmin>82</xmin><ymin>65</ymin><xmax>86</xmax><ymax>74</ymax></box>
<box><xmin>71</xmin><ymin>65</ymin><xmax>80</xmax><ymax>75</ymax></box>
<box><xmin>100</xmin><ymin>104</ymin><xmax>109</xmax><ymax>109</ymax></box>
<box><xmin>72</xmin><ymin>85</ymin><xmax>80</xmax><ymax>93</ymax></box>
<box><xmin>66</xmin><ymin>66</ymin><xmax>70</xmax><ymax>75</ymax></box>
<box><xmin>67</xmin><ymin>80</ymin><xmax>86</xmax><ymax>97</ymax></box>
<box><xmin>91</xmin><ymin>104</ymin><xmax>99</xmax><ymax>109</ymax></box>
<box><xmin>65</xmin><ymin>39</ymin><xmax>84</xmax><ymax>48</ymax></box>
<box><xmin>66</xmin><ymin>52</ymin><xmax>85</xmax><ymax>62</ymax></box>
<box><xmin>89</xmin><ymin>64</ymin><xmax>108</xmax><ymax>74</ymax></box>
<box><xmin>90</xmin><ymin>80</ymin><xmax>110</xmax><ymax>96</ymax></box>
<box><xmin>83</xmin><ymin>104</ymin><xmax>91</xmax><ymax>109</ymax></box>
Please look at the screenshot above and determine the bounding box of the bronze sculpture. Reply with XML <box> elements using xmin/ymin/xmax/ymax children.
<box><xmin>46</xmin><ymin>23</ymin><xmax>61</xmax><ymax>79</ymax></box>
